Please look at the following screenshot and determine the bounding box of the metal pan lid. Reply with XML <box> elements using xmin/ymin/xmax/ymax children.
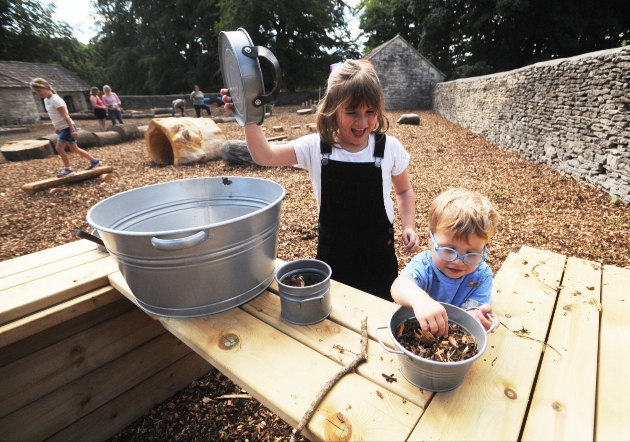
<box><xmin>219</xmin><ymin>28</ymin><xmax>282</xmax><ymax>126</ymax></box>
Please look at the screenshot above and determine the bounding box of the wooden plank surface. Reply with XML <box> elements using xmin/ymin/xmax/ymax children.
<box><xmin>408</xmin><ymin>247</ymin><xmax>566</xmax><ymax>441</ymax></box>
<box><xmin>109</xmin><ymin>271</ymin><xmax>423</xmax><ymax>442</ymax></box>
<box><xmin>0</xmin><ymin>308</ymin><xmax>164</xmax><ymax>419</ymax></box>
<box><xmin>0</xmin><ymin>239</ymin><xmax>97</xmax><ymax>278</ymax></box>
<box><xmin>521</xmin><ymin>257</ymin><xmax>601</xmax><ymax>441</ymax></box>
<box><xmin>0</xmin><ymin>248</ymin><xmax>108</xmax><ymax>291</ymax></box>
<box><xmin>0</xmin><ymin>333</ymin><xmax>191</xmax><ymax>441</ymax></box>
<box><xmin>0</xmin><ymin>254</ymin><xmax>118</xmax><ymax>325</ymax></box>
<box><xmin>0</xmin><ymin>296</ymin><xmax>134</xmax><ymax>368</ymax></box>
<box><xmin>596</xmin><ymin>265</ymin><xmax>630</xmax><ymax>441</ymax></box>
<box><xmin>47</xmin><ymin>352</ymin><xmax>212</xmax><ymax>442</ymax></box>
<box><xmin>242</xmin><ymin>290</ymin><xmax>432</xmax><ymax>409</ymax></box>
<box><xmin>0</xmin><ymin>285</ymin><xmax>123</xmax><ymax>349</ymax></box>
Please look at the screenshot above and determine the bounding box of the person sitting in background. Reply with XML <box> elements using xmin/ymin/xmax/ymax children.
<box><xmin>172</xmin><ymin>98</ymin><xmax>186</xmax><ymax>117</ymax></box>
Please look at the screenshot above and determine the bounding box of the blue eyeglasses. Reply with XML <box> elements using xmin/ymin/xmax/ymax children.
<box><xmin>429</xmin><ymin>230</ymin><xmax>487</xmax><ymax>267</ymax></box>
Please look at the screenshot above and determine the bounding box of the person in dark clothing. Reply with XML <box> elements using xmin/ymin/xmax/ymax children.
<box><xmin>220</xmin><ymin>60</ymin><xmax>419</xmax><ymax>300</ymax></box>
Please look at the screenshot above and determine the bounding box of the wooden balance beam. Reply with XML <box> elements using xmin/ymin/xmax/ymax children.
<box><xmin>21</xmin><ymin>166</ymin><xmax>114</xmax><ymax>194</ymax></box>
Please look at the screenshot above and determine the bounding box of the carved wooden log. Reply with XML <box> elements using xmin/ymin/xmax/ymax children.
<box><xmin>76</xmin><ymin>130</ymin><xmax>99</xmax><ymax>148</ymax></box>
<box><xmin>144</xmin><ymin>117</ymin><xmax>227</xmax><ymax>165</ymax></box>
<box><xmin>93</xmin><ymin>131</ymin><xmax>122</xmax><ymax>146</ymax></box>
<box><xmin>106</xmin><ymin>123</ymin><xmax>140</xmax><ymax>141</ymax></box>
<box><xmin>0</xmin><ymin>140</ymin><xmax>53</xmax><ymax>161</ymax></box>
<box><xmin>137</xmin><ymin>125</ymin><xmax>148</xmax><ymax>137</ymax></box>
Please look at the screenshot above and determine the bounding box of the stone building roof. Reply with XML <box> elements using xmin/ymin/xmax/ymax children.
<box><xmin>0</xmin><ymin>61</ymin><xmax>90</xmax><ymax>91</ymax></box>
<box><xmin>0</xmin><ymin>72</ymin><xmax>29</xmax><ymax>88</ymax></box>
<box><xmin>364</xmin><ymin>35</ymin><xmax>446</xmax><ymax>80</ymax></box>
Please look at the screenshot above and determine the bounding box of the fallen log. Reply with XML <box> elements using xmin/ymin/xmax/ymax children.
<box><xmin>106</xmin><ymin>123</ymin><xmax>140</xmax><ymax>141</ymax></box>
<box><xmin>93</xmin><ymin>131</ymin><xmax>122</xmax><ymax>146</ymax></box>
<box><xmin>75</xmin><ymin>130</ymin><xmax>99</xmax><ymax>148</ymax></box>
<box><xmin>1</xmin><ymin>140</ymin><xmax>53</xmax><ymax>161</ymax></box>
<box><xmin>21</xmin><ymin>166</ymin><xmax>114</xmax><ymax>194</ymax></box>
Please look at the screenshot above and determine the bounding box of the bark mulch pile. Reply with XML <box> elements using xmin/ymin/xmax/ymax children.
<box><xmin>1</xmin><ymin>105</ymin><xmax>628</xmax><ymax>440</ymax></box>
<box><xmin>395</xmin><ymin>320</ymin><xmax>479</xmax><ymax>362</ymax></box>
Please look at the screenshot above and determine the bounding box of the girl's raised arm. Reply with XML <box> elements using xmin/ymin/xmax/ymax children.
<box><xmin>221</xmin><ymin>88</ymin><xmax>297</xmax><ymax>167</ymax></box>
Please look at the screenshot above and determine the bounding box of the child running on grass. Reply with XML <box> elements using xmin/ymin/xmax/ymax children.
<box><xmin>30</xmin><ymin>78</ymin><xmax>101</xmax><ymax>177</ymax></box>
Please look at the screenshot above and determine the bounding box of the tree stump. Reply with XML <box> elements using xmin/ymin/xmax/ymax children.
<box><xmin>145</xmin><ymin>117</ymin><xmax>227</xmax><ymax>165</ymax></box>
<box><xmin>0</xmin><ymin>140</ymin><xmax>53</xmax><ymax>161</ymax></box>
<box><xmin>93</xmin><ymin>131</ymin><xmax>122</xmax><ymax>146</ymax></box>
<box><xmin>107</xmin><ymin>123</ymin><xmax>140</xmax><ymax>141</ymax></box>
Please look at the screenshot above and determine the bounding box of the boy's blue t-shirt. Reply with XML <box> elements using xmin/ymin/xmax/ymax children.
<box><xmin>400</xmin><ymin>250</ymin><xmax>493</xmax><ymax>309</ymax></box>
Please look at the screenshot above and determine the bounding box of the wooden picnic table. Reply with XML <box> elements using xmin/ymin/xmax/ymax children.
<box><xmin>2</xmin><ymin>240</ymin><xmax>629</xmax><ymax>440</ymax></box>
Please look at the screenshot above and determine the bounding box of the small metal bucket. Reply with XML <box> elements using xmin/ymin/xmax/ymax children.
<box><xmin>376</xmin><ymin>303</ymin><xmax>496</xmax><ymax>392</ymax></box>
<box><xmin>276</xmin><ymin>259</ymin><xmax>332</xmax><ymax>325</ymax></box>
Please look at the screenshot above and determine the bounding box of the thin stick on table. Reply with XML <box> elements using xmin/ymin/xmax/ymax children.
<box><xmin>290</xmin><ymin>317</ymin><xmax>368</xmax><ymax>442</ymax></box>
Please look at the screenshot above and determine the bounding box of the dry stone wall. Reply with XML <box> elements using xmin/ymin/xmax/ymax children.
<box><xmin>433</xmin><ymin>47</ymin><xmax>630</xmax><ymax>202</ymax></box>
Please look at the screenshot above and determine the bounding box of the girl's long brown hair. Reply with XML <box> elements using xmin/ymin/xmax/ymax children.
<box><xmin>316</xmin><ymin>60</ymin><xmax>389</xmax><ymax>146</ymax></box>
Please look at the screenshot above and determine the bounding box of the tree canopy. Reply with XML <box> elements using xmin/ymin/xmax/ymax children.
<box><xmin>358</xmin><ymin>0</ymin><xmax>630</xmax><ymax>79</ymax></box>
<box><xmin>2</xmin><ymin>0</ymin><xmax>628</xmax><ymax>93</ymax></box>
<box><xmin>1</xmin><ymin>0</ymin><xmax>105</xmax><ymax>85</ymax></box>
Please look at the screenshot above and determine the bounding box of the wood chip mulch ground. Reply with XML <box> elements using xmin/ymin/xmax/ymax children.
<box><xmin>1</xmin><ymin>105</ymin><xmax>628</xmax><ymax>440</ymax></box>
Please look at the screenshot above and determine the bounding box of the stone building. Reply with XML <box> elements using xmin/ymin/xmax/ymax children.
<box><xmin>364</xmin><ymin>35</ymin><xmax>446</xmax><ymax>110</ymax></box>
<box><xmin>0</xmin><ymin>61</ymin><xmax>90</xmax><ymax>126</ymax></box>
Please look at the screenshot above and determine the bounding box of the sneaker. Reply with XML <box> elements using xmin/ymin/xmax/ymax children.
<box><xmin>57</xmin><ymin>167</ymin><xmax>75</xmax><ymax>178</ymax></box>
<box><xmin>85</xmin><ymin>159</ymin><xmax>102</xmax><ymax>170</ymax></box>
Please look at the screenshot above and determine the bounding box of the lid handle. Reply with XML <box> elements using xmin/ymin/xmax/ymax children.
<box><xmin>242</xmin><ymin>45</ymin><xmax>282</xmax><ymax>107</ymax></box>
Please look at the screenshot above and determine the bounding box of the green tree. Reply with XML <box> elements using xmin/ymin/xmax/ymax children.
<box><xmin>218</xmin><ymin>0</ymin><xmax>360</xmax><ymax>91</ymax></box>
<box><xmin>93</xmin><ymin>0</ymin><xmax>222</xmax><ymax>94</ymax></box>
<box><xmin>358</xmin><ymin>0</ymin><xmax>630</xmax><ymax>79</ymax></box>
<box><xmin>1</xmin><ymin>0</ymin><xmax>104</xmax><ymax>85</ymax></box>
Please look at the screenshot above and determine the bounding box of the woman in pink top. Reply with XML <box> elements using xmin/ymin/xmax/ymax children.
<box><xmin>90</xmin><ymin>87</ymin><xmax>107</xmax><ymax>131</ymax></box>
<box><xmin>102</xmin><ymin>85</ymin><xmax>124</xmax><ymax>125</ymax></box>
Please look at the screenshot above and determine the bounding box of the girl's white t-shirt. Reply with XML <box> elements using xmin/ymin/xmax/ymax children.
<box><xmin>291</xmin><ymin>133</ymin><xmax>410</xmax><ymax>223</ymax></box>
<box><xmin>44</xmin><ymin>94</ymin><xmax>69</xmax><ymax>130</ymax></box>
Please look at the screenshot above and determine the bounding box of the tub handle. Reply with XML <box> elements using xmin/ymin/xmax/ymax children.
<box><xmin>376</xmin><ymin>326</ymin><xmax>405</xmax><ymax>355</ymax></box>
<box><xmin>151</xmin><ymin>230</ymin><xmax>209</xmax><ymax>251</ymax></box>
<box><xmin>465</xmin><ymin>307</ymin><xmax>498</xmax><ymax>334</ymax></box>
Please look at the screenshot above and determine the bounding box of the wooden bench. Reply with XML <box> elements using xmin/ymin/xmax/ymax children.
<box><xmin>0</xmin><ymin>241</ymin><xmax>212</xmax><ymax>441</ymax></box>
<box><xmin>1</xmin><ymin>241</ymin><xmax>628</xmax><ymax>440</ymax></box>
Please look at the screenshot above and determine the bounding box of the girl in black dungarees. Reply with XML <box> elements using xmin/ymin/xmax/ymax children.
<box><xmin>220</xmin><ymin>60</ymin><xmax>419</xmax><ymax>300</ymax></box>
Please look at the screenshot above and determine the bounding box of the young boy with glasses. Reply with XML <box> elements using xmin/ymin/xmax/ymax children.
<box><xmin>391</xmin><ymin>188</ymin><xmax>500</xmax><ymax>337</ymax></box>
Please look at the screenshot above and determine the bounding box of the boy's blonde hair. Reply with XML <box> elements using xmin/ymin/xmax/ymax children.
<box><xmin>316</xmin><ymin>60</ymin><xmax>389</xmax><ymax>146</ymax></box>
<box><xmin>428</xmin><ymin>188</ymin><xmax>500</xmax><ymax>242</ymax></box>
<box><xmin>30</xmin><ymin>77</ymin><xmax>56</xmax><ymax>94</ymax></box>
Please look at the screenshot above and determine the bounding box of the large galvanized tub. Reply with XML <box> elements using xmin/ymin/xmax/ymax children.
<box><xmin>87</xmin><ymin>177</ymin><xmax>285</xmax><ymax>317</ymax></box>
